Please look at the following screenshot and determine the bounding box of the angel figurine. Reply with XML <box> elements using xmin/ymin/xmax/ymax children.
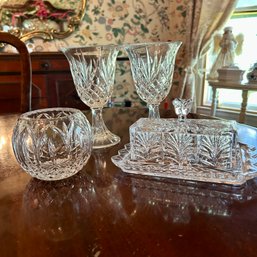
<box><xmin>208</xmin><ymin>27</ymin><xmax>244</xmax><ymax>79</ymax></box>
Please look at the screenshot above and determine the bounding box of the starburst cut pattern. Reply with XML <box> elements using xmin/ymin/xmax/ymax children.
<box><xmin>68</xmin><ymin>48</ymin><xmax>117</xmax><ymax>108</ymax></box>
<box><xmin>129</xmin><ymin>47</ymin><xmax>175</xmax><ymax>104</ymax></box>
<box><xmin>131</xmin><ymin>131</ymin><xmax>162</xmax><ymax>162</ymax></box>
<box><xmin>198</xmin><ymin>134</ymin><xmax>233</xmax><ymax>168</ymax></box>
<box><xmin>121</xmin><ymin>118</ymin><xmax>257</xmax><ymax>185</ymax></box>
<box><xmin>163</xmin><ymin>133</ymin><xmax>194</xmax><ymax>166</ymax></box>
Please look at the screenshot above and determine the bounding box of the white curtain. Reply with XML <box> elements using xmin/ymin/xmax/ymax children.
<box><xmin>180</xmin><ymin>0</ymin><xmax>238</xmax><ymax>112</ymax></box>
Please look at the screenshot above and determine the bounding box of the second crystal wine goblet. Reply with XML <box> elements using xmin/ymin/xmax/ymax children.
<box><xmin>62</xmin><ymin>45</ymin><xmax>120</xmax><ymax>149</ymax></box>
<box><xmin>124</xmin><ymin>41</ymin><xmax>182</xmax><ymax>118</ymax></box>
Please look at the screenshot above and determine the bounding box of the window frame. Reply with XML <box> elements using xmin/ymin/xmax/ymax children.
<box><xmin>200</xmin><ymin>5</ymin><xmax>257</xmax><ymax>114</ymax></box>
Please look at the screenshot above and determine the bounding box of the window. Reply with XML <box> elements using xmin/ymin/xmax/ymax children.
<box><xmin>203</xmin><ymin>1</ymin><xmax>257</xmax><ymax>112</ymax></box>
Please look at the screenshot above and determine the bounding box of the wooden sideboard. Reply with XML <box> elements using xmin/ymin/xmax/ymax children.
<box><xmin>0</xmin><ymin>52</ymin><xmax>86</xmax><ymax>112</ymax></box>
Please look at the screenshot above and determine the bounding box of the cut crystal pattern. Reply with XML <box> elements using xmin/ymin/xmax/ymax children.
<box><xmin>124</xmin><ymin>41</ymin><xmax>182</xmax><ymax>118</ymax></box>
<box><xmin>12</xmin><ymin>108</ymin><xmax>92</xmax><ymax>181</ymax></box>
<box><xmin>112</xmin><ymin>118</ymin><xmax>257</xmax><ymax>185</ymax></box>
<box><xmin>130</xmin><ymin>118</ymin><xmax>237</xmax><ymax>168</ymax></box>
<box><xmin>172</xmin><ymin>98</ymin><xmax>193</xmax><ymax>121</ymax></box>
<box><xmin>65</xmin><ymin>47</ymin><xmax>117</xmax><ymax>109</ymax></box>
<box><xmin>62</xmin><ymin>45</ymin><xmax>120</xmax><ymax>149</ymax></box>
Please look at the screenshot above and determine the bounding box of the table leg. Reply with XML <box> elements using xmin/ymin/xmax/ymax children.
<box><xmin>210</xmin><ymin>87</ymin><xmax>218</xmax><ymax>117</ymax></box>
<box><xmin>239</xmin><ymin>90</ymin><xmax>248</xmax><ymax>123</ymax></box>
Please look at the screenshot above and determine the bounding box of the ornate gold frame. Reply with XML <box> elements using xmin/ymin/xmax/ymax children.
<box><xmin>0</xmin><ymin>0</ymin><xmax>87</xmax><ymax>42</ymax></box>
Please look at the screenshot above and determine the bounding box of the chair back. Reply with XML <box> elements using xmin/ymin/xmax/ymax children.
<box><xmin>0</xmin><ymin>32</ymin><xmax>31</xmax><ymax>113</ymax></box>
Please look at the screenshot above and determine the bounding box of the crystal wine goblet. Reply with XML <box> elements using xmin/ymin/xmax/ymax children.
<box><xmin>62</xmin><ymin>45</ymin><xmax>120</xmax><ymax>149</ymax></box>
<box><xmin>124</xmin><ymin>41</ymin><xmax>182</xmax><ymax>118</ymax></box>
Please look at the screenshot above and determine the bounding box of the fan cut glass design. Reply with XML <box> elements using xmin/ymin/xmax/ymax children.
<box><xmin>12</xmin><ymin>108</ymin><xmax>92</xmax><ymax>181</ymax></box>
<box><xmin>112</xmin><ymin>118</ymin><xmax>257</xmax><ymax>185</ymax></box>
<box><xmin>62</xmin><ymin>45</ymin><xmax>120</xmax><ymax>149</ymax></box>
<box><xmin>130</xmin><ymin>118</ymin><xmax>237</xmax><ymax>169</ymax></box>
<box><xmin>124</xmin><ymin>41</ymin><xmax>182</xmax><ymax>118</ymax></box>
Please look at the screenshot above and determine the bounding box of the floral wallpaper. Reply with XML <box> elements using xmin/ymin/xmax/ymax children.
<box><xmin>1</xmin><ymin>0</ymin><xmax>190</xmax><ymax>106</ymax></box>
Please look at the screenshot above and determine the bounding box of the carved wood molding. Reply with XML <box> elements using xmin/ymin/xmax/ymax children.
<box><xmin>0</xmin><ymin>0</ymin><xmax>87</xmax><ymax>42</ymax></box>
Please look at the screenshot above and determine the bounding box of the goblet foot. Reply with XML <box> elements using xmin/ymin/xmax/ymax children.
<box><xmin>91</xmin><ymin>108</ymin><xmax>120</xmax><ymax>149</ymax></box>
<box><xmin>93</xmin><ymin>130</ymin><xmax>120</xmax><ymax>149</ymax></box>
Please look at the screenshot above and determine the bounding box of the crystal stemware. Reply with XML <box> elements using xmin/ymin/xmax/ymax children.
<box><xmin>124</xmin><ymin>41</ymin><xmax>182</xmax><ymax>118</ymax></box>
<box><xmin>62</xmin><ymin>45</ymin><xmax>120</xmax><ymax>149</ymax></box>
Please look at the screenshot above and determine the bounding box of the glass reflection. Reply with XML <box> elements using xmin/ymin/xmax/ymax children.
<box><xmin>21</xmin><ymin>172</ymin><xmax>94</xmax><ymax>242</ymax></box>
<box><xmin>119</xmin><ymin>174</ymin><xmax>257</xmax><ymax>224</ymax></box>
<box><xmin>89</xmin><ymin>149</ymin><xmax>129</xmax><ymax>221</ymax></box>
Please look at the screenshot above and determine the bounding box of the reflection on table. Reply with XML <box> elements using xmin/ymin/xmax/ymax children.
<box><xmin>0</xmin><ymin>107</ymin><xmax>257</xmax><ymax>257</ymax></box>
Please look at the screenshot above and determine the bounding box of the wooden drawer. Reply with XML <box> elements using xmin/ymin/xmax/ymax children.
<box><xmin>0</xmin><ymin>52</ymin><xmax>86</xmax><ymax>111</ymax></box>
<box><xmin>31</xmin><ymin>53</ymin><xmax>70</xmax><ymax>72</ymax></box>
<box><xmin>0</xmin><ymin>52</ymin><xmax>71</xmax><ymax>73</ymax></box>
<box><xmin>0</xmin><ymin>55</ymin><xmax>21</xmax><ymax>73</ymax></box>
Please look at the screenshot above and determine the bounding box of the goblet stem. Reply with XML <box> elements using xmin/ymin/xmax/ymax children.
<box><xmin>91</xmin><ymin>107</ymin><xmax>120</xmax><ymax>149</ymax></box>
<box><xmin>148</xmin><ymin>104</ymin><xmax>160</xmax><ymax>119</ymax></box>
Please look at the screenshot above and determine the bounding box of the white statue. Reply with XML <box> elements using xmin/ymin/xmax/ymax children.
<box><xmin>208</xmin><ymin>27</ymin><xmax>243</xmax><ymax>79</ymax></box>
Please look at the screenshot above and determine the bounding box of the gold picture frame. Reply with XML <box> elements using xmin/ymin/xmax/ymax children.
<box><xmin>0</xmin><ymin>0</ymin><xmax>87</xmax><ymax>42</ymax></box>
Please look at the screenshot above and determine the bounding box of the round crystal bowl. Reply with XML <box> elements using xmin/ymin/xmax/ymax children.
<box><xmin>12</xmin><ymin>108</ymin><xmax>92</xmax><ymax>181</ymax></box>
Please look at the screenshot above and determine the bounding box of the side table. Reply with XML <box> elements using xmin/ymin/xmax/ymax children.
<box><xmin>208</xmin><ymin>80</ymin><xmax>257</xmax><ymax>123</ymax></box>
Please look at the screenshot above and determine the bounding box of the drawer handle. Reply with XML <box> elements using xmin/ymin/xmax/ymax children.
<box><xmin>41</xmin><ymin>62</ymin><xmax>50</xmax><ymax>70</ymax></box>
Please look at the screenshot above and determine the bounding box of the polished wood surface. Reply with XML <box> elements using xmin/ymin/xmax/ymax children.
<box><xmin>0</xmin><ymin>108</ymin><xmax>257</xmax><ymax>257</ymax></box>
<box><xmin>0</xmin><ymin>32</ymin><xmax>32</xmax><ymax>113</ymax></box>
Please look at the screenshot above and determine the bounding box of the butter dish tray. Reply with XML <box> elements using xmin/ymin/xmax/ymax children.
<box><xmin>112</xmin><ymin>143</ymin><xmax>257</xmax><ymax>185</ymax></box>
<box><xmin>112</xmin><ymin>118</ymin><xmax>257</xmax><ymax>185</ymax></box>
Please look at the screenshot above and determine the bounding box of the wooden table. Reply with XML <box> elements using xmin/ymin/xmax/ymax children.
<box><xmin>208</xmin><ymin>80</ymin><xmax>257</xmax><ymax>123</ymax></box>
<box><xmin>0</xmin><ymin>107</ymin><xmax>257</xmax><ymax>257</ymax></box>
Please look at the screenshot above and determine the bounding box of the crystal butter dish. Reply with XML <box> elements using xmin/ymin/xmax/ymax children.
<box><xmin>112</xmin><ymin>118</ymin><xmax>257</xmax><ymax>185</ymax></box>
